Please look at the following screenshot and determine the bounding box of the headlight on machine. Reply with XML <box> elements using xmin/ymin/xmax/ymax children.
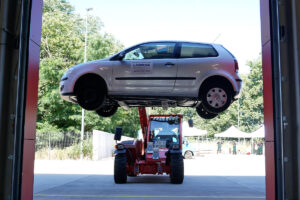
<box><xmin>116</xmin><ymin>144</ymin><xmax>125</xmax><ymax>150</ymax></box>
<box><xmin>172</xmin><ymin>144</ymin><xmax>180</xmax><ymax>150</ymax></box>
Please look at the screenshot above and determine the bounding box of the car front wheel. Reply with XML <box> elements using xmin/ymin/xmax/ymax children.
<box><xmin>75</xmin><ymin>77</ymin><xmax>106</xmax><ymax>111</ymax></box>
<box><xmin>201</xmin><ymin>83</ymin><xmax>232</xmax><ymax>114</ymax></box>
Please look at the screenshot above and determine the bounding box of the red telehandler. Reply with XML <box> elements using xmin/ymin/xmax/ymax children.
<box><xmin>113</xmin><ymin>107</ymin><xmax>185</xmax><ymax>184</ymax></box>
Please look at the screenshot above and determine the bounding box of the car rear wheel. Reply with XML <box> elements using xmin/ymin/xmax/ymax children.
<box><xmin>96</xmin><ymin>104</ymin><xmax>118</xmax><ymax>117</ymax></box>
<box><xmin>196</xmin><ymin>103</ymin><xmax>218</xmax><ymax>119</ymax></box>
<box><xmin>201</xmin><ymin>83</ymin><xmax>232</xmax><ymax>114</ymax></box>
<box><xmin>114</xmin><ymin>154</ymin><xmax>127</xmax><ymax>184</ymax></box>
<box><xmin>170</xmin><ymin>154</ymin><xmax>184</xmax><ymax>184</ymax></box>
<box><xmin>75</xmin><ymin>77</ymin><xmax>106</xmax><ymax>111</ymax></box>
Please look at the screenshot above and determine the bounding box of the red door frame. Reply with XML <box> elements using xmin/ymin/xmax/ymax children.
<box><xmin>21</xmin><ymin>0</ymin><xmax>43</xmax><ymax>199</ymax></box>
<box><xmin>260</xmin><ymin>0</ymin><xmax>276</xmax><ymax>199</ymax></box>
<box><xmin>20</xmin><ymin>0</ymin><xmax>276</xmax><ymax>199</ymax></box>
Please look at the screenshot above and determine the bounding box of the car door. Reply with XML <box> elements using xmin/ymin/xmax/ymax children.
<box><xmin>174</xmin><ymin>42</ymin><xmax>219</xmax><ymax>95</ymax></box>
<box><xmin>111</xmin><ymin>42</ymin><xmax>178</xmax><ymax>95</ymax></box>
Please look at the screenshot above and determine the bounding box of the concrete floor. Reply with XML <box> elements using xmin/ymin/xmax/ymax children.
<box><xmin>33</xmin><ymin>155</ymin><xmax>265</xmax><ymax>200</ymax></box>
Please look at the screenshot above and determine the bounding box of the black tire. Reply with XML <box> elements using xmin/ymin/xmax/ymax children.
<box><xmin>75</xmin><ymin>77</ymin><xmax>106</xmax><ymax>111</ymax></box>
<box><xmin>184</xmin><ymin>151</ymin><xmax>193</xmax><ymax>159</ymax></box>
<box><xmin>114</xmin><ymin>154</ymin><xmax>127</xmax><ymax>184</ymax></box>
<box><xmin>196</xmin><ymin>103</ymin><xmax>218</xmax><ymax>119</ymax></box>
<box><xmin>201</xmin><ymin>82</ymin><xmax>233</xmax><ymax>114</ymax></box>
<box><xmin>170</xmin><ymin>154</ymin><xmax>184</xmax><ymax>184</ymax></box>
<box><xmin>96</xmin><ymin>104</ymin><xmax>118</xmax><ymax>117</ymax></box>
<box><xmin>128</xmin><ymin>173</ymin><xmax>137</xmax><ymax>177</ymax></box>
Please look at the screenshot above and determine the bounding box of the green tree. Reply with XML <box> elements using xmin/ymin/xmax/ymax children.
<box><xmin>38</xmin><ymin>0</ymin><xmax>84</xmax><ymax>133</ymax></box>
<box><xmin>238</xmin><ymin>57</ymin><xmax>264</xmax><ymax>132</ymax></box>
<box><xmin>37</xmin><ymin>0</ymin><xmax>140</xmax><ymax>137</ymax></box>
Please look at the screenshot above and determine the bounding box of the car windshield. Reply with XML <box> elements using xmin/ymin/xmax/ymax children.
<box><xmin>149</xmin><ymin>117</ymin><xmax>180</xmax><ymax>146</ymax></box>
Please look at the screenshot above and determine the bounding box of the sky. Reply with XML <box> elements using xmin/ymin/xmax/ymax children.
<box><xmin>69</xmin><ymin>0</ymin><xmax>261</xmax><ymax>74</ymax></box>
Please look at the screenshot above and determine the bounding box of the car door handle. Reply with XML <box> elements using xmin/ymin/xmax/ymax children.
<box><xmin>165</xmin><ymin>62</ymin><xmax>175</xmax><ymax>66</ymax></box>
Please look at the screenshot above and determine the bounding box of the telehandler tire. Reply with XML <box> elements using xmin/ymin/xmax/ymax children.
<box><xmin>114</xmin><ymin>154</ymin><xmax>127</xmax><ymax>183</ymax></box>
<box><xmin>170</xmin><ymin>154</ymin><xmax>184</xmax><ymax>184</ymax></box>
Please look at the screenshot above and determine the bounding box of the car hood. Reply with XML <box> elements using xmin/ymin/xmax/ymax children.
<box><xmin>61</xmin><ymin>58</ymin><xmax>110</xmax><ymax>80</ymax></box>
<box><xmin>71</xmin><ymin>58</ymin><xmax>109</xmax><ymax>70</ymax></box>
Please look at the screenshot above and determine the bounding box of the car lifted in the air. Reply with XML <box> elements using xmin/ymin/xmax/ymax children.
<box><xmin>60</xmin><ymin>41</ymin><xmax>242</xmax><ymax>119</ymax></box>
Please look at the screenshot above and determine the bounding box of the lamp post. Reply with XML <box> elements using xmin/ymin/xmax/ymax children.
<box><xmin>80</xmin><ymin>7</ymin><xmax>93</xmax><ymax>160</ymax></box>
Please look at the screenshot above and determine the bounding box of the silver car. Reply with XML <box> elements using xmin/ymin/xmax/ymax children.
<box><xmin>60</xmin><ymin>41</ymin><xmax>242</xmax><ymax>119</ymax></box>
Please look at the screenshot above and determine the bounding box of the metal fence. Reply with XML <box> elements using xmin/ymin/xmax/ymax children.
<box><xmin>35</xmin><ymin>132</ymin><xmax>92</xmax><ymax>160</ymax></box>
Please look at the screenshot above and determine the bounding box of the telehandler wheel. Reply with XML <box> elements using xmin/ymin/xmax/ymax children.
<box><xmin>170</xmin><ymin>154</ymin><xmax>184</xmax><ymax>184</ymax></box>
<box><xmin>128</xmin><ymin>173</ymin><xmax>137</xmax><ymax>177</ymax></box>
<box><xmin>114</xmin><ymin>154</ymin><xmax>127</xmax><ymax>184</ymax></box>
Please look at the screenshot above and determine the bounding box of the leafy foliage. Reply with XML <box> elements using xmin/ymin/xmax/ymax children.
<box><xmin>38</xmin><ymin>0</ymin><xmax>263</xmax><ymax>138</ymax></box>
<box><xmin>38</xmin><ymin>0</ymin><xmax>139</xmax><ymax>137</ymax></box>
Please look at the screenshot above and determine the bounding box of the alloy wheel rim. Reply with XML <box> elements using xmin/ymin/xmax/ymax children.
<box><xmin>206</xmin><ymin>87</ymin><xmax>227</xmax><ymax>108</ymax></box>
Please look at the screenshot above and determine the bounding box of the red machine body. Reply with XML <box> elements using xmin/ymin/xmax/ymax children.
<box><xmin>114</xmin><ymin>107</ymin><xmax>184</xmax><ymax>183</ymax></box>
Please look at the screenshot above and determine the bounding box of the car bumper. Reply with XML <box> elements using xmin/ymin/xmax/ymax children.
<box><xmin>234</xmin><ymin>78</ymin><xmax>242</xmax><ymax>99</ymax></box>
<box><xmin>60</xmin><ymin>78</ymin><xmax>77</xmax><ymax>103</ymax></box>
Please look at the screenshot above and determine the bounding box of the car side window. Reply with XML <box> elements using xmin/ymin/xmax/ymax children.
<box><xmin>124</xmin><ymin>48</ymin><xmax>144</xmax><ymax>60</ymax></box>
<box><xmin>124</xmin><ymin>43</ymin><xmax>176</xmax><ymax>60</ymax></box>
<box><xmin>180</xmin><ymin>43</ymin><xmax>218</xmax><ymax>58</ymax></box>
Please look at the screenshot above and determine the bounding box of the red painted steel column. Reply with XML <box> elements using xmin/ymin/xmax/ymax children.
<box><xmin>21</xmin><ymin>0</ymin><xmax>43</xmax><ymax>199</ymax></box>
<box><xmin>138</xmin><ymin>107</ymin><xmax>148</xmax><ymax>138</ymax></box>
<box><xmin>260</xmin><ymin>0</ymin><xmax>276</xmax><ymax>199</ymax></box>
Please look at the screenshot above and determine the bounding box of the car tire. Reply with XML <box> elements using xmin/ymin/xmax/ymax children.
<box><xmin>201</xmin><ymin>82</ymin><xmax>233</xmax><ymax>114</ymax></box>
<box><xmin>114</xmin><ymin>154</ymin><xmax>127</xmax><ymax>184</ymax></box>
<box><xmin>184</xmin><ymin>151</ymin><xmax>193</xmax><ymax>159</ymax></box>
<box><xmin>76</xmin><ymin>77</ymin><xmax>106</xmax><ymax>111</ymax></box>
<box><xmin>170</xmin><ymin>154</ymin><xmax>184</xmax><ymax>184</ymax></box>
<box><xmin>196</xmin><ymin>103</ymin><xmax>218</xmax><ymax>119</ymax></box>
<box><xmin>96</xmin><ymin>104</ymin><xmax>118</xmax><ymax>117</ymax></box>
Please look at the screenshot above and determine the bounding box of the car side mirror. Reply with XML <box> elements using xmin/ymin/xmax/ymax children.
<box><xmin>118</xmin><ymin>52</ymin><xmax>125</xmax><ymax>60</ymax></box>
<box><xmin>114</xmin><ymin>127</ymin><xmax>122</xmax><ymax>141</ymax></box>
<box><xmin>188</xmin><ymin>119</ymin><xmax>193</xmax><ymax>127</ymax></box>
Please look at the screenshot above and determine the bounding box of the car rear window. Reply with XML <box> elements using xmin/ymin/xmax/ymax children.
<box><xmin>180</xmin><ymin>43</ymin><xmax>218</xmax><ymax>58</ymax></box>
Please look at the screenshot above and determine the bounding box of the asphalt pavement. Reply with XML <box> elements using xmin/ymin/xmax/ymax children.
<box><xmin>33</xmin><ymin>155</ymin><xmax>265</xmax><ymax>200</ymax></box>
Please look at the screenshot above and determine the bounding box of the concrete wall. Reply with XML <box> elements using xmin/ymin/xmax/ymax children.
<box><xmin>92</xmin><ymin>130</ymin><xmax>134</xmax><ymax>160</ymax></box>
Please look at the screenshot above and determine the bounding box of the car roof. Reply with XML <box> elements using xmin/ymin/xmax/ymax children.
<box><xmin>109</xmin><ymin>40</ymin><xmax>221</xmax><ymax>59</ymax></box>
<box><xmin>134</xmin><ymin>40</ymin><xmax>218</xmax><ymax>46</ymax></box>
<box><xmin>122</xmin><ymin>41</ymin><xmax>221</xmax><ymax>53</ymax></box>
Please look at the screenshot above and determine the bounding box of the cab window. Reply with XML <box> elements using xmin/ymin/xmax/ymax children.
<box><xmin>124</xmin><ymin>43</ymin><xmax>176</xmax><ymax>60</ymax></box>
<box><xmin>180</xmin><ymin>43</ymin><xmax>218</xmax><ymax>58</ymax></box>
